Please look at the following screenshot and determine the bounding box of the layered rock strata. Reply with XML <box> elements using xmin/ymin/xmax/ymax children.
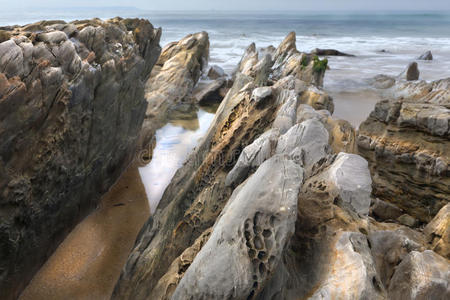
<box><xmin>0</xmin><ymin>18</ymin><xmax>161</xmax><ymax>299</ymax></box>
<box><xmin>358</xmin><ymin>78</ymin><xmax>450</xmax><ymax>222</ymax></box>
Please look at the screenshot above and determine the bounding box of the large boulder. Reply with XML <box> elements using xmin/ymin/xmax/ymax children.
<box><xmin>388</xmin><ymin>250</ymin><xmax>450</xmax><ymax>300</ymax></box>
<box><xmin>0</xmin><ymin>18</ymin><xmax>161</xmax><ymax>299</ymax></box>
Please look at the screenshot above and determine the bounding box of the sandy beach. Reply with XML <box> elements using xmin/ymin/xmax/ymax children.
<box><xmin>19</xmin><ymin>166</ymin><xmax>150</xmax><ymax>300</ymax></box>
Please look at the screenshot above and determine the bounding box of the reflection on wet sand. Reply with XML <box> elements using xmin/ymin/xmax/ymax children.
<box><xmin>139</xmin><ymin>103</ymin><xmax>217</xmax><ymax>213</ymax></box>
<box><xmin>19</xmin><ymin>167</ymin><xmax>150</xmax><ymax>300</ymax></box>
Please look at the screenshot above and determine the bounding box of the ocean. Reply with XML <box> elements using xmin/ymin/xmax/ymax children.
<box><xmin>2</xmin><ymin>9</ymin><xmax>450</xmax><ymax>125</ymax></box>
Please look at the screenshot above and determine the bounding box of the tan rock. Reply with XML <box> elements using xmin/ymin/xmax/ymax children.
<box><xmin>358</xmin><ymin>80</ymin><xmax>450</xmax><ymax>222</ymax></box>
<box><xmin>424</xmin><ymin>203</ymin><xmax>450</xmax><ymax>259</ymax></box>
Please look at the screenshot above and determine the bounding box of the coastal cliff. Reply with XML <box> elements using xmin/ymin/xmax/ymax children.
<box><xmin>0</xmin><ymin>18</ymin><xmax>161</xmax><ymax>299</ymax></box>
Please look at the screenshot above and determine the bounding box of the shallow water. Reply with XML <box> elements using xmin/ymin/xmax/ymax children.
<box><xmin>138</xmin><ymin>103</ymin><xmax>216</xmax><ymax>213</ymax></box>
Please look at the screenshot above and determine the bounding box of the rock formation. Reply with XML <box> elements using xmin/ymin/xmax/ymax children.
<box><xmin>140</xmin><ymin>32</ymin><xmax>210</xmax><ymax>149</ymax></box>
<box><xmin>358</xmin><ymin>78</ymin><xmax>449</xmax><ymax>223</ymax></box>
<box><xmin>404</xmin><ymin>62</ymin><xmax>420</xmax><ymax>81</ymax></box>
<box><xmin>311</xmin><ymin>48</ymin><xmax>355</xmax><ymax>57</ymax></box>
<box><xmin>0</xmin><ymin>18</ymin><xmax>161</xmax><ymax>299</ymax></box>
<box><xmin>112</xmin><ymin>32</ymin><xmax>445</xmax><ymax>300</ymax></box>
<box><xmin>417</xmin><ymin>50</ymin><xmax>433</xmax><ymax>61</ymax></box>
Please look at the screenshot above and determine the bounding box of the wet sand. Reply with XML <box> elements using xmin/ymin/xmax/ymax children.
<box><xmin>19</xmin><ymin>166</ymin><xmax>150</xmax><ymax>300</ymax></box>
<box><xmin>330</xmin><ymin>89</ymin><xmax>382</xmax><ymax>128</ymax></box>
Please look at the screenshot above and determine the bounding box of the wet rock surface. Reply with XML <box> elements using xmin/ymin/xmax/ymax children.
<box><xmin>0</xmin><ymin>18</ymin><xmax>161</xmax><ymax>299</ymax></box>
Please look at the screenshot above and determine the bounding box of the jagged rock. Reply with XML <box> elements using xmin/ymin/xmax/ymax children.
<box><xmin>272</xmin><ymin>32</ymin><xmax>328</xmax><ymax>87</ymax></box>
<box><xmin>388</xmin><ymin>250</ymin><xmax>450</xmax><ymax>300</ymax></box>
<box><xmin>275</xmin><ymin>119</ymin><xmax>330</xmax><ymax>174</ymax></box>
<box><xmin>225</xmin><ymin>128</ymin><xmax>279</xmax><ymax>187</ymax></box>
<box><xmin>172</xmin><ymin>155</ymin><xmax>303</xmax><ymax>299</ymax></box>
<box><xmin>272</xmin><ymin>90</ymin><xmax>299</xmax><ymax>134</ymax></box>
<box><xmin>417</xmin><ymin>50</ymin><xmax>433</xmax><ymax>61</ymax></box>
<box><xmin>207</xmin><ymin>64</ymin><xmax>226</xmax><ymax>79</ymax></box>
<box><xmin>311</xmin><ymin>48</ymin><xmax>355</xmax><ymax>57</ymax></box>
<box><xmin>299</xmin><ymin>86</ymin><xmax>334</xmax><ymax>114</ymax></box>
<box><xmin>403</xmin><ymin>62</ymin><xmax>420</xmax><ymax>81</ymax></box>
<box><xmin>141</xmin><ymin>31</ymin><xmax>209</xmax><ymax>147</ymax></box>
<box><xmin>252</xmin><ymin>86</ymin><xmax>273</xmax><ymax>103</ymax></box>
<box><xmin>192</xmin><ymin>78</ymin><xmax>228</xmax><ymax>105</ymax></box>
<box><xmin>0</xmin><ymin>18</ymin><xmax>161</xmax><ymax>299</ymax></box>
<box><xmin>369</xmin><ymin>227</ymin><xmax>425</xmax><ymax>289</ymax></box>
<box><xmin>236</xmin><ymin>43</ymin><xmax>259</xmax><ymax>76</ymax></box>
<box><xmin>424</xmin><ymin>203</ymin><xmax>450</xmax><ymax>259</ymax></box>
<box><xmin>114</xmin><ymin>32</ymin><xmax>390</xmax><ymax>300</ymax></box>
<box><xmin>307</xmin><ymin>232</ymin><xmax>385</xmax><ymax>299</ymax></box>
<box><xmin>259</xmin><ymin>45</ymin><xmax>276</xmax><ymax>60</ymax></box>
<box><xmin>370</xmin><ymin>198</ymin><xmax>404</xmax><ymax>221</ymax></box>
<box><xmin>151</xmin><ymin>229</ymin><xmax>212</xmax><ymax>300</ymax></box>
<box><xmin>113</xmin><ymin>46</ymin><xmax>280</xmax><ymax>299</ymax></box>
<box><xmin>371</xmin><ymin>74</ymin><xmax>396</xmax><ymax>89</ymax></box>
<box><xmin>259</xmin><ymin>155</ymin><xmax>383</xmax><ymax>299</ymax></box>
<box><xmin>358</xmin><ymin>80</ymin><xmax>449</xmax><ymax>222</ymax></box>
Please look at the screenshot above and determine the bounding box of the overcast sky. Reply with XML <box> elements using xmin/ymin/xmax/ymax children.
<box><xmin>4</xmin><ymin>0</ymin><xmax>450</xmax><ymax>11</ymax></box>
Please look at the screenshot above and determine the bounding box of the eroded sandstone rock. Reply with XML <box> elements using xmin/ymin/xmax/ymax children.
<box><xmin>140</xmin><ymin>31</ymin><xmax>209</xmax><ymax>148</ymax></box>
<box><xmin>0</xmin><ymin>17</ymin><xmax>161</xmax><ymax>299</ymax></box>
<box><xmin>173</xmin><ymin>155</ymin><xmax>303</xmax><ymax>299</ymax></box>
<box><xmin>358</xmin><ymin>79</ymin><xmax>449</xmax><ymax>222</ymax></box>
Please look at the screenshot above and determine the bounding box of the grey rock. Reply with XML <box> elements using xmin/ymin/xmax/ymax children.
<box><xmin>417</xmin><ymin>51</ymin><xmax>433</xmax><ymax>61</ymax></box>
<box><xmin>37</xmin><ymin>31</ymin><xmax>68</xmax><ymax>44</ymax></box>
<box><xmin>0</xmin><ymin>18</ymin><xmax>161</xmax><ymax>299</ymax></box>
<box><xmin>311</xmin><ymin>48</ymin><xmax>355</xmax><ymax>57</ymax></box>
<box><xmin>308</xmin><ymin>232</ymin><xmax>386</xmax><ymax>299</ymax></box>
<box><xmin>388</xmin><ymin>250</ymin><xmax>450</xmax><ymax>300</ymax></box>
<box><xmin>276</xmin><ymin>119</ymin><xmax>329</xmax><ymax>173</ymax></box>
<box><xmin>0</xmin><ymin>40</ymin><xmax>23</xmax><ymax>78</ymax></box>
<box><xmin>207</xmin><ymin>65</ymin><xmax>225</xmax><ymax>79</ymax></box>
<box><xmin>369</xmin><ymin>229</ymin><xmax>424</xmax><ymax>288</ymax></box>
<box><xmin>370</xmin><ymin>198</ymin><xmax>404</xmax><ymax>221</ymax></box>
<box><xmin>296</xmin><ymin>104</ymin><xmax>329</xmax><ymax>124</ymax></box>
<box><xmin>371</xmin><ymin>74</ymin><xmax>396</xmax><ymax>89</ymax></box>
<box><xmin>173</xmin><ymin>155</ymin><xmax>304</xmax><ymax>299</ymax></box>
<box><xmin>404</xmin><ymin>62</ymin><xmax>420</xmax><ymax>81</ymax></box>
<box><xmin>225</xmin><ymin>128</ymin><xmax>279</xmax><ymax>187</ymax></box>
<box><xmin>193</xmin><ymin>78</ymin><xmax>227</xmax><ymax>104</ymax></box>
<box><xmin>326</xmin><ymin>153</ymin><xmax>372</xmax><ymax>216</ymax></box>
<box><xmin>252</xmin><ymin>86</ymin><xmax>272</xmax><ymax>103</ymax></box>
<box><xmin>272</xmin><ymin>89</ymin><xmax>298</xmax><ymax>134</ymax></box>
